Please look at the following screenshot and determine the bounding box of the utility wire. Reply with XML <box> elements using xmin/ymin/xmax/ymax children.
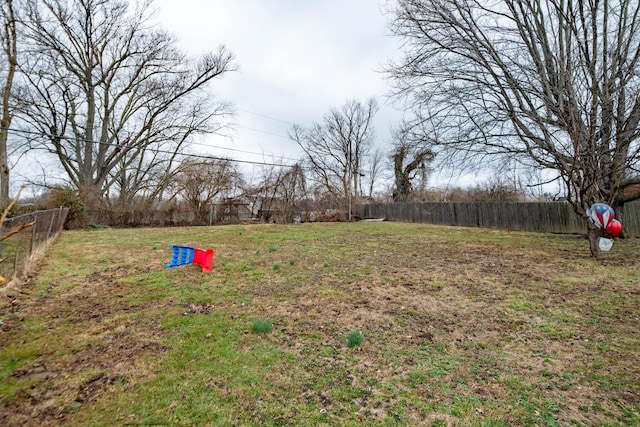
<box><xmin>235</xmin><ymin>124</ymin><xmax>292</xmax><ymax>140</ymax></box>
<box><xmin>1</xmin><ymin>126</ymin><xmax>300</xmax><ymax>168</ymax></box>
<box><xmin>188</xmin><ymin>139</ymin><xmax>301</xmax><ymax>162</ymax></box>
<box><xmin>236</xmin><ymin>108</ymin><xmax>296</xmax><ymax>126</ymax></box>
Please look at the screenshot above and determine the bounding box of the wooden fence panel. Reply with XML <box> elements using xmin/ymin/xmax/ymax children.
<box><xmin>361</xmin><ymin>202</ymin><xmax>639</xmax><ymax>237</ymax></box>
<box><xmin>624</xmin><ymin>204</ymin><xmax>640</xmax><ymax>236</ymax></box>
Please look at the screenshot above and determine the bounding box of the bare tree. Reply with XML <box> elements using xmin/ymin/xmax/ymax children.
<box><xmin>365</xmin><ymin>147</ymin><xmax>385</xmax><ymax>198</ymax></box>
<box><xmin>170</xmin><ymin>158</ymin><xmax>243</xmax><ymax>215</ymax></box>
<box><xmin>107</xmin><ymin>147</ymin><xmax>174</xmax><ymax>210</ymax></box>
<box><xmin>244</xmin><ymin>162</ymin><xmax>307</xmax><ymax>223</ymax></box>
<box><xmin>290</xmin><ymin>98</ymin><xmax>378</xmax><ymax>218</ymax></box>
<box><xmin>390</xmin><ymin>127</ymin><xmax>435</xmax><ymax>202</ymax></box>
<box><xmin>243</xmin><ymin>164</ymin><xmax>277</xmax><ymax>222</ymax></box>
<box><xmin>0</xmin><ymin>0</ymin><xmax>18</xmax><ymax>208</ymax></box>
<box><xmin>386</xmin><ymin>0</ymin><xmax>640</xmax><ymax>258</ymax></box>
<box><xmin>106</xmin><ymin>109</ymin><xmax>230</xmax><ymax>210</ymax></box>
<box><xmin>16</xmin><ymin>0</ymin><xmax>236</xmax><ymax>207</ymax></box>
<box><xmin>273</xmin><ymin>163</ymin><xmax>306</xmax><ymax>222</ymax></box>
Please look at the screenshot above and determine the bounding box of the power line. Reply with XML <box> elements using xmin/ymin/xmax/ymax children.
<box><xmin>236</xmin><ymin>108</ymin><xmax>296</xmax><ymax>126</ymax></box>
<box><xmin>234</xmin><ymin>124</ymin><xmax>292</xmax><ymax>141</ymax></box>
<box><xmin>2</xmin><ymin>126</ymin><xmax>299</xmax><ymax>169</ymax></box>
<box><xmin>188</xmin><ymin>139</ymin><xmax>302</xmax><ymax>162</ymax></box>
<box><xmin>233</xmin><ymin>108</ymin><xmax>301</xmax><ymax>140</ymax></box>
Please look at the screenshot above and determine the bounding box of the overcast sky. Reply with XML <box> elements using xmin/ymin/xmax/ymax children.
<box><xmin>152</xmin><ymin>0</ymin><xmax>404</xmax><ymax>175</ymax></box>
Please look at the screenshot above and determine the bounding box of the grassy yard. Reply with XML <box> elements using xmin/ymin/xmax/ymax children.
<box><xmin>0</xmin><ymin>222</ymin><xmax>638</xmax><ymax>426</ymax></box>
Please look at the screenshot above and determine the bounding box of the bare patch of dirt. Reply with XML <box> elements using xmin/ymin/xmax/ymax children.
<box><xmin>0</xmin><ymin>265</ymin><xmax>172</xmax><ymax>427</ymax></box>
<box><xmin>183</xmin><ymin>302</ymin><xmax>215</xmax><ymax>315</ymax></box>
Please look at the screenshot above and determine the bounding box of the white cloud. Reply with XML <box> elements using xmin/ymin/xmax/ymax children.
<box><xmin>152</xmin><ymin>0</ymin><xmax>403</xmax><ymax>168</ymax></box>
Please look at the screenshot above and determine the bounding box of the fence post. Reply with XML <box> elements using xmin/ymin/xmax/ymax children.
<box><xmin>58</xmin><ymin>207</ymin><xmax>65</xmax><ymax>231</ymax></box>
<box><xmin>29</xmin><ymin>213</ymin><xmax>37</xmax><ymax>256</ymax></box>
<box><xmin>13</xmin><ymin>252</ymin><xmax>18</xmax><ymax>280</ymax></box>
<box><xmin>47</xmin><ymin>209</ymin><xmax>57</xmax><ymax>239</ymax></box>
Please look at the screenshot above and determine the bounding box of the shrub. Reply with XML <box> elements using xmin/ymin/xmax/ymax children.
<box><xmin>44</xmin><ymin>187</ymin><xmax>89</xmax><ymax>230</ymax></box>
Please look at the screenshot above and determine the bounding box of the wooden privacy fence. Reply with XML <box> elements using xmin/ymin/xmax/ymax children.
<box><xmin>360</xmin><ymin>202</ymin><xmax>640</xmax><ymax>237</ymax></box>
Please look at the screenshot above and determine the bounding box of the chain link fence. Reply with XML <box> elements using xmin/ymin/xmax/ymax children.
<box><xmin>0</xmin><ymin>208</ymin><xmax>69</xmax><ymax>283</ymax></box>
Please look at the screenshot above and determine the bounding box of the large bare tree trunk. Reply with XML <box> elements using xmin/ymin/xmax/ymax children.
<box><xmin>0</xmin><ymin>0</ymin><xmax>17</xmax><ymax>208</ymax></box>
<box><xmin>587</xmin><ymin>224</ymin><xmax>602</xmax><ymax>261</ymax></box>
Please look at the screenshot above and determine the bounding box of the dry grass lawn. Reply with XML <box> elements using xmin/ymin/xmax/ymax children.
<box><xmin>1</xmin><ymin>222</ymin><xmax>638</xmax><ymax>426</ymax></box>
